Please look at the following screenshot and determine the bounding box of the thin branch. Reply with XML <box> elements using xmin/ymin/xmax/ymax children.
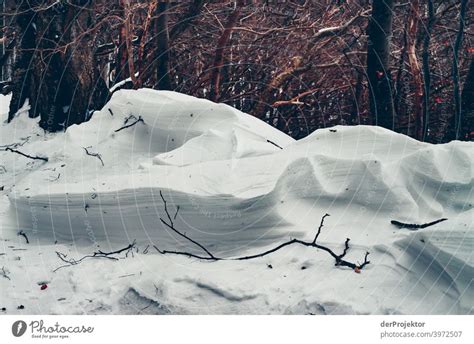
<box><xmin>313</xmin><ymin>213</ymin><xmax>330</xmax><ymax>244</ymax></box>
<box><xmin>155</xmin><ymin>194</ymin><xmax>370</xmax><ymax>271</ymax></box>
<box><xmin>390</xmin><ymin>218</ymin><xmax>447</xmax><ymax>230</ymax></box>
<box><xmin>266</xmin><ymin>139</ymin><xmax>283</xmax><ymax>150</ymax></box>
<box><xmin>83</xmin><ymin>147</ymin><xmax>104</xmax><ymax>166</ymax></box>
<box><xmin>159</xmin><ymin>191</ymin><xmax>217</xmax><ymax>260</ymax></box>
<box><xmin>1</xmin><ymin>266</ymin><xmax>10</xmax><ymax>280</ymax></box>
<box><xmin>338</xmin><ymin>238</ymin><xmax>351</xmax><ymax>260</ymax></box>
<box><xmin>4</xmin><ymin>148</ymin><xmax>48</xmax><ymax>162</ymax></box>
<box><xmin>54</xmin><ymin>241</ymin><xmax>136</xmax><ymax>272</ymax></box>
<box><xmin>18</xmin><ymin>231</ymin><xmax>30</xmax><ymax>244</ymax></box>
<box><xmin>114</xmin><ymin>116</ymin><xmax>145</xmax><ymax>132</ymax></box>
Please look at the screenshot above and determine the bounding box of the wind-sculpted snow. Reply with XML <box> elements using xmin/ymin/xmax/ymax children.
<box><xmin>1</xmin><ymin>90</ymin><xmax>473</xmax><ymax>314</ymax></box>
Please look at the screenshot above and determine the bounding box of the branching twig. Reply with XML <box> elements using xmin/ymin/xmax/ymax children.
<box><xmin>4</xmin><ymin>147</ymin><xmax>48</xmax><ymax>162</ymax></box>
<box><xmin>159</xmin><ymin>191</ymin><xmax>217</xmax><ymax>260</ymax></box>
<box><xmin>114</xmin><ymin>115</ymin><xmax>145</xmax><ymax>132</ymax></box>
<box><xmin>154</xmin><ymin>194</ymin><xmax>370</xmax><ymax>271</ymax></box>
<box><xmin>390</xmin><ymin>218</ymin><xmax>447</xmax><ymax>230</ymax></box>
<box><xmin>83</xmin><ymin>147</ymin><xmax>104</xmax><ymax>166</ymax></box>
<box><xmin>53</xmin><ymin>241</ymin><xmax>136</xmax><ymax>272</ymax></box>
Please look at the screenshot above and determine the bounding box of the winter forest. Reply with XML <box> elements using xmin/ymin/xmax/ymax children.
<box><xmin>1</xmin><ymin>0</ymin><xmax>473</xmax><ymax>140</ymax></box>
<box><xmin>0</xmin><ymin>0</ymin><xmax>473</xmax><ymax>316</ymax></box>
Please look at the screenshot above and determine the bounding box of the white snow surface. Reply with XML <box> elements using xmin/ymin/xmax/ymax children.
<box><xmin>0</xmin><ymin>89</ymin><xmax>473</xmax><ymax>315</ymax></box>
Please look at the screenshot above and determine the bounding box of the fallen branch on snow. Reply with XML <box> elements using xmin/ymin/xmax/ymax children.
<box><xmin>18</xmin><ymin>230</ymin><xmax>29</xmax><ymax>244</ymax></box>
<box><xmin>1</xmin><ymin>266</ymin><xmax>10</xmax><ymax>280</ymax></box>
<box><xmin>154</xmin><ymin>193</ymin><xmax>370</xmax><ymax>271</ymax></box>
<box><xmin>390</xmin><ymin>218</ymin><xmax>447</xmax><ymax>230</ymax></box>
<box><xmin>53</xmin><ymin>241</ymin><xmax>136</xmax><ymax>272</ymax></box>
<box><xmin>4</xmin><ymin>147</ymin><xmax>48</xmax><ymax>162</ymax></box>
<box><xmin>267</xmin><ymin>139</ymin><xmax>283</xmax><ymax>150</ymax></box>
<box><xmin>83</xmin><ymin>147</ymin><xmax>104</xmax><ymax>166</ymax></box>
<box><xmin>114</xmin><ymin>115</ymin><xmax>145</xmax><ymax>132</ymax></box>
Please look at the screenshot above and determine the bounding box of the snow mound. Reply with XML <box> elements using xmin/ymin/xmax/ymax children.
<box><xmin>4</xmin><ymin>90</ymin><xmax>473</xmax><ymax>251</ymax></box>
<box><xmin>1</xmin><ymin>90</ymin><xmax>473</xmax><ymax>314</ymax></box>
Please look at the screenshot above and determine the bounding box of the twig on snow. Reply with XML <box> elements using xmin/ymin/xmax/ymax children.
<box><xmin>114</xmin><ymin>115</ymin><xmax>145</xmax><ymax>132</ymax></box>
<box><xmin>83</xmin><ymin>147</ymin><xmax>104</xmax><ymax>166</ymax></box>
<box><xmin>267</xmin><ymin>139</ymin><xmax>283</xmax><ymax>150</ymax></box>
<box><xmin>154</xmin><ymin>193</ymin><xmax>371</xmax><ymax>271</ymax></box>
<box><xmin>4</xmin><ymin>147</ymin><xmax>48</xmax><ymax>162</ymax></box>
<box><xmin>18</xmin><ymin>230</ymin><xmax>29</xmax><ymax>244</ymax></box>
<box><xmin>390</xmin><ymin>218</ymin><xmax>447</xmax><ymax>230</ymax></box>
<box><xmin>159</xmin><ymin>191</ymin><xmax>217</xmax><ymax>260</ymax></box>
<box><xmin>1</xmin><ymin>266</ymin><xmax>10</xmax><ymax>280</ymax></box>
<box><xmin>53</xmin><ymin>241</ymin><xmax>136</xmax><ymax>272</ymax></box>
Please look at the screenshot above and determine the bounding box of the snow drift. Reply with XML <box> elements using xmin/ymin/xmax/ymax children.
<box><xmin>1</xmin><ymin>89</ymin><xmax>473</xmax><ymax>314</ymax></box>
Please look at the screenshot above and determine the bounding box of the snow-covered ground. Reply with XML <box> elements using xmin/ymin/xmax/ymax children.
<box><xmin>0</xmin><ymin>89</ymin><xmax>473</xmax><ymax>314</ymax></box>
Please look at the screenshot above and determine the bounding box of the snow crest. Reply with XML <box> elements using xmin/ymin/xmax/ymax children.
<box><xmin>1</xmin><ymin>90</ymin><xmax>473</xmax><ymax>314</ymax></box>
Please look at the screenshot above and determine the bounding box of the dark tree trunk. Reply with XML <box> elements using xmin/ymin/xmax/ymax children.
<box><xmin>446</xmin><ymin>0</ymin><xmax>469</xmax><ymax>141</ymax></box>
<box><xmin>155</xmin><ymin>2</ymin><xmax>171</xmax><ymax>90</ymax></box>
<box><xmin>9</xmin><ymin>1</ymin><xmax>108</xmax><ymax>131</ymax></box>
<box><xmin>406</xmin><ymin>0</ymin><xmax>424</xmax><ymax>140</ymax></box>
<box><xmin>460</xmin><ymin>58</ymin><xmax>474</xmax><ymax>140</ymax></box>
<box><xmin>115</xmin><ymin>1</ymin><xmax>129</xmax><ymax>84</ymax></box>
<box><xmin>7</xmin><ymin>2</ymin><xmax>35</xmax><ymax>122</ymax></box>
<box><xmin>366</xmin><ymin>0</ymin><xmax>396</xmax><ymax>130</ymax></box>
<box><xmin>421</xmin><ymin>0</ymin><xmax>434</xmax><ymax>141</ymax></box>
<box><xmin>209</xmin><ymin>1</ymin><xmax>243</xmax><ymax>102</ymax></box>
<box><xmin>169</xmin><ymin>0</ymin><xmax>205</xmax><ymax>40</ymax></box>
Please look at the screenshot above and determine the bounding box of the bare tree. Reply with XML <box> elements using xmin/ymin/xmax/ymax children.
<box><xmin>447</xmin><ymin>0</ymin><xmax>469</xmax><ymax>141</ymax></box>
<box><xmin>367</xmin><ymin>0</ymin><xmax>396</xmax><ymax>129</ymax></box>
<box><xmin>155</xmin><ymin>2</ymin><xmax>171</xmax><ymax>90</ymax></box>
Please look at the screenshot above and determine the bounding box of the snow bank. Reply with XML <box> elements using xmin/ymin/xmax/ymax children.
<box><xmin>1</xmin><ymin>89</ymin><xmax>473</xmax><ymax>314</ymax></box>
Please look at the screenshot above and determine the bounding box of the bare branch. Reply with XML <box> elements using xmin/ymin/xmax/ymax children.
<box><xmin>4</xmin><ymin>148</ymin><xmax>48</xmax><ymax>162</ymax></box>
<box><xmin>391</xmin><ymin>218</ymin><xmax>447</xmax><ymax>230</ymax></box>
<box><xmin>54</xmin><ymin>241</ymin><xmax>136</xmax><ymax>272</ymax></box>
<box><xmin>313</xmin><ymin>213</ymin><xmax>330</xmax><ymax>244</ymax></box>
<box><xmin>18</xmin><ymin>231</ymin><xmax>29</xmax><ymax>244</ymax></box>
<box><xmin>266</xmin><ymin>139</ymin><xmax>283</xmax><ymax>150</ymax></box>
<box><xmin>114</xmin><ymin>115</ymin><xmax>145</xmax><ymax>132</ymax></box>
<box><xmin>159</xmin><ymin>191</ymin><xmax>217</xmax><ymax>260</ymax></box>
<box><xmin>155</xmin><ymin>194</ymin><xmax>370</xmax><ymax>271</ymax></box>
<box><xmin>83</xmin><ymin>147</ymin><xmax>104</xmax><ymax>166</ymax></box>
<box><xmin>1</xmin><ymin>266</ymin><xmax>10</xmax><ymax>280</ymax></box>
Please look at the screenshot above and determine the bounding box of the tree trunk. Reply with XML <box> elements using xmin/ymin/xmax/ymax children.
<box><xmin>447</xmin><ymin>0</ymin><xmax>468</xmax><ymax>141</ymax></box>
<box><xmin>115</xmin><ymin>1</ymin><xmax>130</xmax><ymax>84</ymax></box>
<box><xmin>209</xmin><ymin>1</ymin><xmax>244</xmax><ymax>102</ymax></box>
<box><xmin>406</xmin><ymin>0</ymin><xmax>424</xmax><ymax>140</ymax></box>
<box><xmin>155</xmin><ymin>2</ymin><xmax>171</xmax><ymax>90</ymax></box>
<box><xmin>169</xmin><ymin>0</ymin><xmax>205</xmax><ymax>40</ymax></box>
<box><xmin>7</xmin><ymin>2</ymin><xmax>35</xmax><ymax>122</ymax></box>
<box><xmin>366</xmin><ymin>0</ymin><xmax>396</xmax><ymax>130</ymax></box>
<box><xmin>137</xmin><ymin>1</ymin><xmax>157</xmax><ymax>88</ymax></box>
<box><xmin>421</xmin><ymin>0</ymin><xmax>434</xmax><ymax>140</ymax></box>
<box><xmin>460</xmin><ymin>58</ymin><xmax>474</xmax><ymax>140</ymax></box>
<box><xmin>122</xmin><ymin>0</ymin><xmax>137</xmax><ymax>88</ymax></box>
<box><xmin>9</xmin><ymin>1</ymin><xmax>108</xmax><ymax>131</ymax></box>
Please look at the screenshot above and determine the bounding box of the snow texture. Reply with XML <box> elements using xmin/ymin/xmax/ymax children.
<box><xmin>0</xmin><ymin>89</ymin><xmax>473</xmax><ymax>314</ymax></box>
